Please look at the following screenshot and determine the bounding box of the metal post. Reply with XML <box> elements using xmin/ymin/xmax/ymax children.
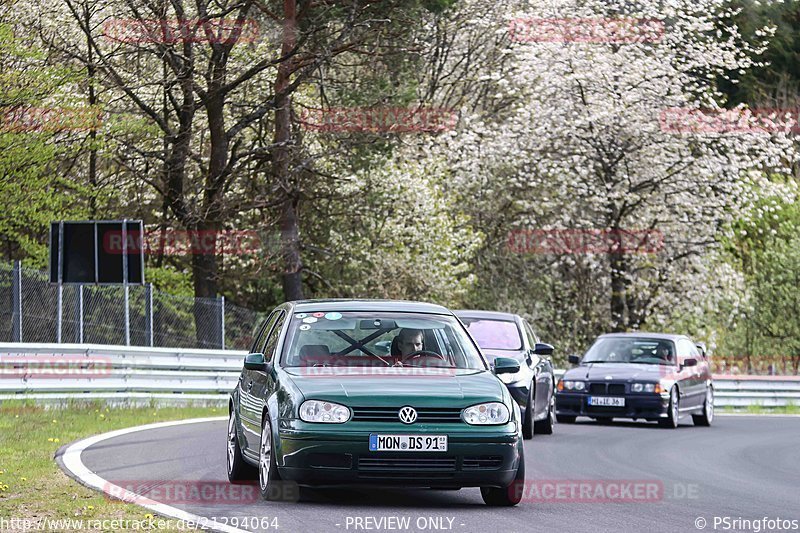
<box><xmin>12</xmin><ymin>260</ymin><xmax>22</xmax><ymax>342</ymax></box>
<box><xmin>220</xmin><ymin>295</ymin><xmax>226</xmax><ymax>350</ymax></box>
<box><xmin>57</xmin><ymin>222</ymin><xmax>64</xmax><ymax>343</ymax></box>
<box><xmin>145</xmin><ymin>283</ymin><xmax>153</xmax><ymax>347</ymax></box>
<box><xmin>78</xmin><ymin>284</ymin><xmax>84</xmax><ymax>344</ymax></box>
<box><xmin>122</xmin><ymin>219</ymin><xmax>130</xmax><ymax>346</ymax></box>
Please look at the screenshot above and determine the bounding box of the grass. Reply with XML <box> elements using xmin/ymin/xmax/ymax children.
<box><xmin>719</xmin><ymin>403</ymin><xmax>800</xmax><ymax>415</ymax></box>
<box><xmin>0</xmin><ymin>400</ymin><xmax>224</xmax><ymax>530</ymax></box>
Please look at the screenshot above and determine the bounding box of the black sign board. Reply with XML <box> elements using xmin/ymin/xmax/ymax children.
<box><xmin>49</xmin><ymin>220</ymin><xmax>145</xmax><ymax>284</ymax></box>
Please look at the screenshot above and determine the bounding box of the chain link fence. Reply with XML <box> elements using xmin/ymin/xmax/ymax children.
<box><xmin>0</xmin><ymin>261</ymin><xmax>264</xmax><ymax>350</ymax></box>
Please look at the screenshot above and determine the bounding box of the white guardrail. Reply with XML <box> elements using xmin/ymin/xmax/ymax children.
<box><xmin>1</xmin><ymin>343</ymin><xmax>798</xmax><ymax>407</ymax></box>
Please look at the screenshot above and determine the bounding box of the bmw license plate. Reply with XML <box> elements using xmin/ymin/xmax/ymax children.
<box><xmin>589</xmin><ymin>396</ymin><xmax>625</xmax><ymax>407</ymax></box>
<box><xmin>369</xmin><ymin>434</ymin><xmax>448</xmax><ymax>452</ymax></box>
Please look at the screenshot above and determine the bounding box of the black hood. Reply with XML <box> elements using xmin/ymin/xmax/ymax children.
<box><xmin>562</xmin><ymin>362</ymin><xmax>674</xmax><ymax>381</ymax></box>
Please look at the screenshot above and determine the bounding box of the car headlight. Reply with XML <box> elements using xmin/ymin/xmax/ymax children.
<box><xmin>299</xmin><ymin>400</ymin><xmax>351</xmax><ymax>423</ymax></box>
<box><xmin>462</xmin><ymin>402</ymin><xmax>510</xmax><ymax>425</ymax></box>
<box><xmin>557</xmin><ymin>380</ymin><xmax>585</xmax><ymax>391</ymax></box>
<box><xmin>631</xmin><ymin>383</ymin><xmax>663</xmax><ymax>393</ymax></box>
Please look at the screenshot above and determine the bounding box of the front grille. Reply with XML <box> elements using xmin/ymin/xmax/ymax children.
<box><xmin>358</xmin><ymin>456</ymin><xmax>457</xmax><ymax>471</ymax></box>
<box><xmin>351</xmin><ymin>407</ymin><xmax>463</xmax><ymax>423</ymax></box>
<box><xmin>462</xmin><ymin>456</ymin><xmax>503</xmax><ymax>469</ymax></box>
<box><xmin>589</xmin><ymin>383</ymin><xmax>607</xmax><ymax>395</ymax></box>
<box><xmin>609</xmin><ymin>384</ymin><xmax>626</xmax><ymax>395</ymax></box>
<box><xmin>588</xmin><ymin>383</ymin><xmax>626</xmax><ymax>395</ymax></box>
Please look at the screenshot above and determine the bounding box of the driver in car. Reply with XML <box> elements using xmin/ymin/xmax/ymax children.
<box><xmin>393</xmin><ymin>328</ymin><xmax>424</xmax><ymax>358</ymax></box>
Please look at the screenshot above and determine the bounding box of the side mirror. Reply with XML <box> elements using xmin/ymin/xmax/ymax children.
<box><xmin>568</xmin><ymin>354</ymin><xmax>581</xmax><ymax>365</ymax></box>
<box><xmin>493</xmin><ymin>357</ymin><xmax>521</xmax><ymax>375</ymax></box>
<box><xmin>244</xmin><ymin>353</ymin><xmax>270</xmax><ymax>371</ymax></box>
<box><xmin>681</xmin><ymin>358</ymin><xmax>697</xmax><ymax>369</ymax></box>
<box><xmin>533</xmin><ymin>342</ymin><xmax>554</xmax><ymax>356</ymax></box>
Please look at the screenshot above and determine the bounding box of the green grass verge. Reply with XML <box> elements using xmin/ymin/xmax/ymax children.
<box><xmin>0</xmin><ymin>401</ymin><xmax>224</xmax><ymax>530</ymax></box>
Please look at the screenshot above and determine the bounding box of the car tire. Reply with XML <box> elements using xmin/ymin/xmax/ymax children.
<box><xmin>259</xmin><ymin>414</ymin><xmax>286</xmax><ymax>501</ymax></box>
<box><xmin>534</xmin><ymin>396</ymin><xmax>554</xmax><ymax>435</ymax></box>
<box><xmin>481</xmin><ymin>442</ymin><xmax>525</xmax><ymax>506</ymax></box>
<box><xmin>556</xmin><ymin>414</ymin><xmax>576</xmax><ymax>424</ymax></box>
<box><xmin>227</xmin><ymin>409</ymin><xmax>257</xmax><ymax>483</ymax></box>
<box><xmin>522</xmin><ymin>386</ymin><xmax>534</xmax><ymax>440</ymax></box>
<box><xmin>658</xmin><ymin>387</ymin><xmax>679</xmax><ymax>429</ymax></box>
<box><xmin>692</xmin><ymin>386</ymin><xmax>714</xmax><ymax>427</ymax></box>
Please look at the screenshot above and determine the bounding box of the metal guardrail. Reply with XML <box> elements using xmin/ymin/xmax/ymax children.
<box><xmin>1</xmin><ymin>344</ymin><xmax>797</xmax><ymax>407</ymax></box>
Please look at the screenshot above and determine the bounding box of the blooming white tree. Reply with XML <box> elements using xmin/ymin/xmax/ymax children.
<box><xmin>427</xmin><ymin>0</ymin><xmax>797</xmax><ymax>344</ymax></box>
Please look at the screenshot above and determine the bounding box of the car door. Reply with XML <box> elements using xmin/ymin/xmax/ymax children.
<box><xmin>676</xmin><ymin>338</ymin><xmax>703</xmax><ymax>408</ymax></box>
<box><xmin>250</xmin><ymin>310</ymin><xmax>288</xmax><ymax>453</ymax></box>
<box><xmin>523</xmin><ymin>320</ymin><xmax>552</xmax><ymax>418</ymax></box>
<box><xmin>240</xmin><ymin>311</ymin><xmax>278</xmax><ymax>452</ymax></box>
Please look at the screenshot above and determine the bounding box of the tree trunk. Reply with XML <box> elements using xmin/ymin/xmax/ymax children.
<box><xmin>609</xmin><ymin>230</ymin><xmax>627</xmax><ymax>332</ymax></box>
<box><xmin>273</xmin><ymin>0</ymin><xmax>304</xmax><ymax>301</ymax></box>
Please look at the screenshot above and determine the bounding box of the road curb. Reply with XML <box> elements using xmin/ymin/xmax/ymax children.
<box><xmin>55</xmin><ymin>416</ymin><xmax>248</xmax><ymax>533</ymax></box>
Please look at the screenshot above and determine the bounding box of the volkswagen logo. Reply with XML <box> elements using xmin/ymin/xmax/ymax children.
<box><xmin>398</xmin><ymin>406</ymin><xmax>417</xmax><ymax>424</ymax></box>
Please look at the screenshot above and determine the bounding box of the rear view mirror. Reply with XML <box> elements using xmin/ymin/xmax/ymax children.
<box><xmin>681</xmin><ymin>358</ymin><xmax>697</xmax><ymax>369</ymax></box>
<box><xmin>244</xmin><ymin>353</ymin><xmax>269</xmax><ymax>371</ymax></box>
<box><xmin>533</xmin><ymin>343</ymin><xmax>554</xmax><ymax>356</ymax></box>
<box><xmin>493</xmin><ymin>357</ymin><xmax>521</xmax><ymax>375</ymax></box>
<box><xmin>568</xmin><ymin>354</ymin><xmax>581</xmax><ymax>365</ymax></box>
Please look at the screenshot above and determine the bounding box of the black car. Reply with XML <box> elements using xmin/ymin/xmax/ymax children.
<box><xmin>555</xmin><ymin>332</ymin><xmax>714</xmax><ymax>428</ymax></box>
<box><xmin>455</xmin><ymin>310</ymin><xmax>556</xmax><ymax>439</ymax></box>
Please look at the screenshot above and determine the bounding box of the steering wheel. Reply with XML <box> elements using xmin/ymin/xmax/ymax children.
<box><xmin>400</xmin><ymin>350</ymin><xmax>448</xmax><ymax>364</ymax></box>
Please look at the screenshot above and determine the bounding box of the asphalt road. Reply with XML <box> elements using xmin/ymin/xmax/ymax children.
<box><xmin>68</xmin><ymin>415</ymin><xmax>800</xmax><ymax>533</ymax></box>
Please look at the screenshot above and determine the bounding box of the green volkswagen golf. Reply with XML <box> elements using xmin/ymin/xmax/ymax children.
<box><xmin>227</xmin><ymin>299</ymin><xmax>525</xmax><ymax>506</ymax></box>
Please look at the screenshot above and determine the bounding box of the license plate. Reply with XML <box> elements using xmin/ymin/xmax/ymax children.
<box><xmin>589</xmin><ymin>396</ymin><xmax>625</xmax><ymax>407</ymax></box>
<box><xmin>369</xmin><ymin>434</ymin><xmax>448</xmax><ymax>452</ymax></box>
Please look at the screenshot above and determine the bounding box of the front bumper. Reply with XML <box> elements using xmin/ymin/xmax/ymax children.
<box><xmin>275</xmin><ymin>423</ymin><xmax>520</xmax><ymax>488</ymax></box>
<box><xmin>555</xmin><ymin>392</ymin><xmax>670</xmax><ymax>420</ymax></box>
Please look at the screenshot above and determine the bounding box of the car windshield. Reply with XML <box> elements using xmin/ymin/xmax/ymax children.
<box><xmin>582</xmin><ymin>337</ymin><xmax>676</xmax><ymax>365</ymax></box>
<box><xmin>459</xmin><ymin>318</ymin><xmax>522</xmax><ymax>350</ymax></box>
<box><xmin>281</xmin><ymin>311</ymin><xmax>486</xmax><ymax>370</ymax></box>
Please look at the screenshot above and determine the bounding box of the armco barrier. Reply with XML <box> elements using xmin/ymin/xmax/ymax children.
<box><xmin>1</xmin><ymin>344</ymin><xmax>797</xmax><ymax>407</ymax></box>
